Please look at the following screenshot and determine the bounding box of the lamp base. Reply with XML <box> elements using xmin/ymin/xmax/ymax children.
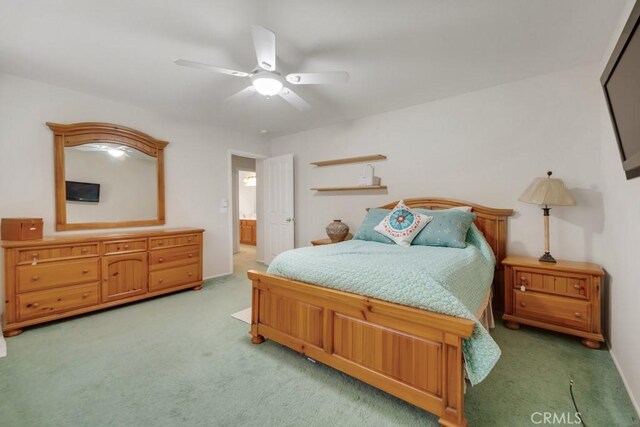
<box><xmin>539</xmin><ymin>252</ymin><xmax>557</xmax><ymax>263</ymax></box>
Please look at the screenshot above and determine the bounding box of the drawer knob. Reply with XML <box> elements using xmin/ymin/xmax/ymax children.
<box><xmin>574</xmin><ymin>312</ymin><xmax>582</xmax><ymax>318</ymax></box>
<box><xmin>158</xmin><ymin>242</ymin><xmax>164</xmax><ymax>246</ymax></box>
<box><xmin>82</xmin><ymin>292</ymin><xmax>89</xmax><ymax>298</ymax></box>
<box><xmin>188</xmin><ymin>237</ymin><xmax>193</xmax><ymax>242</ymax></box>
<box><xmin>158</xmin><ymin>279</ymin><xmax>164</xmax><ymax>284</ymax></box>
<box><xmin>574</xmin><ymin>284</ymin><xmax>582</xmax><ymax>290</ymax></box>
<box><xmin>158</xmin><ymin>258</ymin><xmax>164</xmax><ymax>263</ymax></box>
<box><xmin>124</xmin><ymin>244</ymin><xmax>130</xmax><ymax>249</ymax></box>
<box><xmin>31</xmin><ymin>275</ymin><xmax>39</xmax><ymax>281</ymax></box>
<box><xmin>32</xmin><ymin>302</ymin><xmax>40</xmax><ymax>308</ymax></box>
<box><xmin>81</xmin><ymin>248</ymin><xmax>88</xmax><ymax>254</ymax></box>
<box><xmin>520</xmin><ymin>302</ymin><xmax>526</xmax><ymax>307</ymax></box>
<box><xmin>188</xmin><ymin>254</ymin><xmax>193</xmax><ymax>258</ymax></box>
<box><xmin>520</xmin><ymin>276</ymin><xmax>527</xmax><ymax>286</ymax></box>
<box><xmin>187</xmin><ymin>272</ymin><xmax>193</xmax><ymax>277</ymax></box>
<box><xmin>82</xmin><ymin>269</ymin><xmax>89</xmax><ymax>274</ymax></box>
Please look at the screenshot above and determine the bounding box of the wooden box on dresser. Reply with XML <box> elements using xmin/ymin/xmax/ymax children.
<box><xmin>2</xmin><ymin>228</ymin><xmax>204</xmax><ymax>337</ymax></box>
<box><xmin>502</xmin><ymin>256</ymin><xmax>605</xmax><ymax>349</ymax></box>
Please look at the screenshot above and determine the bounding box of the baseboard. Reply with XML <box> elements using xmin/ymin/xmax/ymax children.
<box><xmin>203</xmin><ymin>272</ymin><xmax>232</xmax><ymax>281</ymax></box>
<box><xmin>609</xmin><ymin>347</ymin><xmax>640</xmax><ymax>418</ymax></box>
<box><xmin>0</xmin><ymin>335</ymin><xmax>6</xmax><ymax>359</ymax></box>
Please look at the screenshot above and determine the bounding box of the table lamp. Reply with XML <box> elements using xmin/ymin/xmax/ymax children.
<box><xmin>519</xmin><ymin>171</ymin><xmax>575</xmax><ymax>263</ymax></box>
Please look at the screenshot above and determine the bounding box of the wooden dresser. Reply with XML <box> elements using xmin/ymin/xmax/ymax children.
<box><xmin>502</xmin><ymin>256</ymin><xmax>605</xmax><ymax>348</ymax></box>
<box><xmin>2</xmin><ymin>228</ymin><xmax>204</xmax><ymax>337</ymax></box>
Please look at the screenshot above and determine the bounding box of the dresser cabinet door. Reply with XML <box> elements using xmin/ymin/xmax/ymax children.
<box><xmin>240</xmin><ymin>223</ymin><xmax>253</xmax><ymax>244</ymax></box>
<box><xmin>101</xmin><ymin>253</ymin><xmax>148</xmax><ymax>302</ymax></box>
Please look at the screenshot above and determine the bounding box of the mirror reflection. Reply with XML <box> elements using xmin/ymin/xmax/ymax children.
<box><xmin>64</xmin><ymin>142</ymin><xmax>158</xmax><ymax>223</ymax></box>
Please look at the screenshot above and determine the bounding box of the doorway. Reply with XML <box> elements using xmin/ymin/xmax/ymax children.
<box><xmin>231</xmin><ymin>155</ymin><xmax>257</xmax><ymax>271</ymax></box>
<box><xmin>227</xmin><ymin>150</ymin><xmax>294</xmax><ymax>275</ymax></box>
<box><xmin>237</xmin><ymin>169</ymin><xmax>257</xmax><ymax>264</ymax></box>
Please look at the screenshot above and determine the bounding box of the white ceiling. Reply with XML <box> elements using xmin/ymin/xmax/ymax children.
<box><xmin>0</xmin><ymin>0</ymin><xmax>627</xmax><ymax>137</ymax></box>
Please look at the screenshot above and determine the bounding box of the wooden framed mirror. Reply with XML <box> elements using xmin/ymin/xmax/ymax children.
<box><xmin>47</xmin><ymin>122</ymin><xmax>167</xmax><ymax>231</ymax></box>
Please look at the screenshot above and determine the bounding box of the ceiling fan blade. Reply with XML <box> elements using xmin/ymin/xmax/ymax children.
<box><xmin>225</xmin><ymin>86</ymin><xmax>256</xmax><ymax>104</ymax></box>
<box><xmin>174</xmin><ymin>59</ymin><xmax>249</xmax><ymax>77</ymax></box>
<box><xmin>251</xmin><ymin>25</ymin><xmax>276</xmax><ymax>71</ymax></box>
<box><xmin>286</xmin><ymin>71</ymin><xmax>350</xmax><ymax>85</ymax></box>
<box><xmin>278</xmin><ymin>87</ymin><xmax>311</xmax><ymax>111</ymax></box>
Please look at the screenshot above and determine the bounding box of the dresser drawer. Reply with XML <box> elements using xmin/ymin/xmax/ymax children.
<box><xmin>149</xmin><ymin>245</ymin><xmax>199</xmax><ymax>271</ymax></box>
<box><xmin>514</xmin><ymin>290</ymin><xmax>590</xmax><ymax>331</ymax></box>
<box><xmin>17</xmin><ymin>259</ymin><xmax>100</xmax><ymax>293</ymax></box>
<box><xmin>17</xmin><ymin>243</ymin><xmax>99</xmax><ymax>265</ymax></box>
<box><xmin>16</xmin><ymin>283</ymin><xmax>99</xmax><ymax>321</ymax></box>
<box><xmin>513</xmin><ymin>268</ymin><xmax>590</xmax><ymax>300</ymax></box>
<box><xmin>149</xmin><ymin>234</ymin><xmax>199</xmax><ymax>250</ymax></box>
<box><xmin>149</xmin><ymin>264</ymin><xmax>199</xmax><ymax>292</ymax></box>
<box><xmin>103</xmin><ymin>239</ymin><xmax>147</xmax><ymax>255</ymax></box>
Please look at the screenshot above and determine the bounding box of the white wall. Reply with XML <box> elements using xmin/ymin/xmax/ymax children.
<box><xmin>0</xmin><ymin>73</ymin><xmax>270</xmax><ymax>302</ymax></box>
<box><xmin>238</xmin><ymin>170</ymin><xmax>257</xmax><ymax>219</ymax></box>
<box><xmin>598</xmin><ymin>0</ymin><xmax>640</xmax><ymax>413</ymax></box>
<box><xmin>65</xmin><ymin>148</ymin><xmax>157</xmax><ymax>222</ymax></box>
<box><xmin>271</xmin><ymin>64</ymin><xmax>606</xmax><ymax>264</ymax></box>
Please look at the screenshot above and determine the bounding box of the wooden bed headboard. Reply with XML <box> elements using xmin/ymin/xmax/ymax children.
<box><xmin>378</xmin><ymin>198</ymin><xmax>514</xmax><ymax>265</ymax></box>
<box><xmin>378</xmin><ymin>198</ymin><xmax>514</xmax><ymax>310</ymax></box>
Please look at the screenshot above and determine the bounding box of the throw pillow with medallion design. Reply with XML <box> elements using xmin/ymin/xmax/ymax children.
<box><xmin>374</xmin><ymin>200</ymin><xmax>433</xmax><ymax>247</ymax></box>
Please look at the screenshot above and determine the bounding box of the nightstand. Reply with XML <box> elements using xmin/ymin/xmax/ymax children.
<box><xmin>502</xmin><ymin>256</ymin><xmax>605</xmax><ymax>349</ymax></box>
<box><xmin>311</xmin><ymin>234</ymin><xmax>353</xmax><ymax>246</ymax></box>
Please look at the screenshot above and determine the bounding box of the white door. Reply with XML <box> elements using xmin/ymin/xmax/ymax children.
<box><xmin>263</xmin><ymin>154</ymin><xmax>295</xmax><ymax>264</ymax></box>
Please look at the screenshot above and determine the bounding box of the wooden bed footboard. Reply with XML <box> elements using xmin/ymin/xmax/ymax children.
<box><xmin>248</xmin><ymin>270</ymin><xmax>475</xmax><ymax>427</ymax></box>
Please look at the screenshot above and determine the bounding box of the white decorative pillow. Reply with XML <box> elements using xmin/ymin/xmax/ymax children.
<box><xmin>374</xmin><ymin>200</ymin><xmax>433</xmax><ymax>247</ymax></box>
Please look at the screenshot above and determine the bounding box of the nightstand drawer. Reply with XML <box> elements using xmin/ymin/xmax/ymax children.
<box><xmin>514</xmin><ymin>290</ymin><xmax>590</xmax><ymax>331</ymax></box>
<box><xmin>513</xmin><ymin>268</ymin><xmax>589</xmax><ymax>300</ymax></box>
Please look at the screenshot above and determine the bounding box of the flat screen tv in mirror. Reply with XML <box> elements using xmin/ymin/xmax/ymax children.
<box><xmin>601</xmin><ymin>0</ymin><xmax>640</xmax><ymax>180</ymax></box>
<box><xmin>66</xmin><ymin>181</ymin><xmax>100</xmax><ymax>203</ymax></box>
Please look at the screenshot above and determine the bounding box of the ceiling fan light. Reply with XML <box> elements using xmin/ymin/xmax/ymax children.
<box><xmin>252</xmin><ymin>77</ymin><xmax>283</xmax><ymax>96</ymax></box>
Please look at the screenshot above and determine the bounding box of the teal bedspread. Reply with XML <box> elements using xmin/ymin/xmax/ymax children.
<box><xmin>267</xmin><ymin>224</ymin><xmax>500</xmax><ymax>385</ymax></box>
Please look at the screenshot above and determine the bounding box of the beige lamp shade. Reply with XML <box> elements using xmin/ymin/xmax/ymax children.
<box><xmin>519</xmin><ymin>172</ymin><xmax>576</xmax><ymax>206</ymax></box>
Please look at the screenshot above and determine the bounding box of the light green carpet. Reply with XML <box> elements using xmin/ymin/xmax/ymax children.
<box><xmin>0</xmin><ymin>251</ymin><xmax>638</xmax><ymax>427</ymax></box>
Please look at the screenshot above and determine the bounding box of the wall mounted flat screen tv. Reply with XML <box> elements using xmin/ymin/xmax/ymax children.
<box><xmin>601</xmin><ymin>1</ymin><xmax>640</xmax><ymax>180</ymax></box>
<box><xmin>66</xmin><ymin>181</ymin><xmax>100</xmax><ymax>202</ymax></box>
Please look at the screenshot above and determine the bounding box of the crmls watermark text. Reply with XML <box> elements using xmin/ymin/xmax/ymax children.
<box><xmin>531</xmin><ymin>412</ymin><xmax>582</xmax><ymax>425</ymax></box>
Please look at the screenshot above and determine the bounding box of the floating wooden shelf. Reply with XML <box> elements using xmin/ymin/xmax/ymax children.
<box><xmin>310</xmin><ymin>154</ymin><xmax>386</xmax><ymax>167</ymax></box>
<box><xmin>311</xmin><ymin>185</ymin><xmax>388</xmax><ymax>192</ymax></box>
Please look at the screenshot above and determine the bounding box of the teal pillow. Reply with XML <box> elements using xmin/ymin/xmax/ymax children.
<box><xmin>412</xmin><ymin>209</ymin><xmax>477</xmax><ymax>248</ymax></box>
<box><xmin>352</xmin><ymin>208</ymin><xmax>393</xmax><ymax>244</ymax></box>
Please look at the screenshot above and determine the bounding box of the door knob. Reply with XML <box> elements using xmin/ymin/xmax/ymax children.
<box><xmin>285</xmin><ymin>218</ymin><xmax>294</xmax><ymax>223</ymax></box>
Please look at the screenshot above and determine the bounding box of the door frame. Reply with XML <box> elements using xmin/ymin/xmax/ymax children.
<box><xmin>227</xmin><ymin>149</ymin><xmax>267</xmax><ymax>274</ymax></box>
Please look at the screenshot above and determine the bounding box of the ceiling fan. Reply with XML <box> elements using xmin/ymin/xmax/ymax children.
<box><xmin>175</xmin><ymin>25</ymin><xmax>350</xmax><ymax>111</ymax></box>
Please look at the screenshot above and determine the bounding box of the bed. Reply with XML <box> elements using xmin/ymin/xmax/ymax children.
<box><xmin>247</xmin><ymin>198</ymin><xmax>513</xmax><ymax>427</ymax></box>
